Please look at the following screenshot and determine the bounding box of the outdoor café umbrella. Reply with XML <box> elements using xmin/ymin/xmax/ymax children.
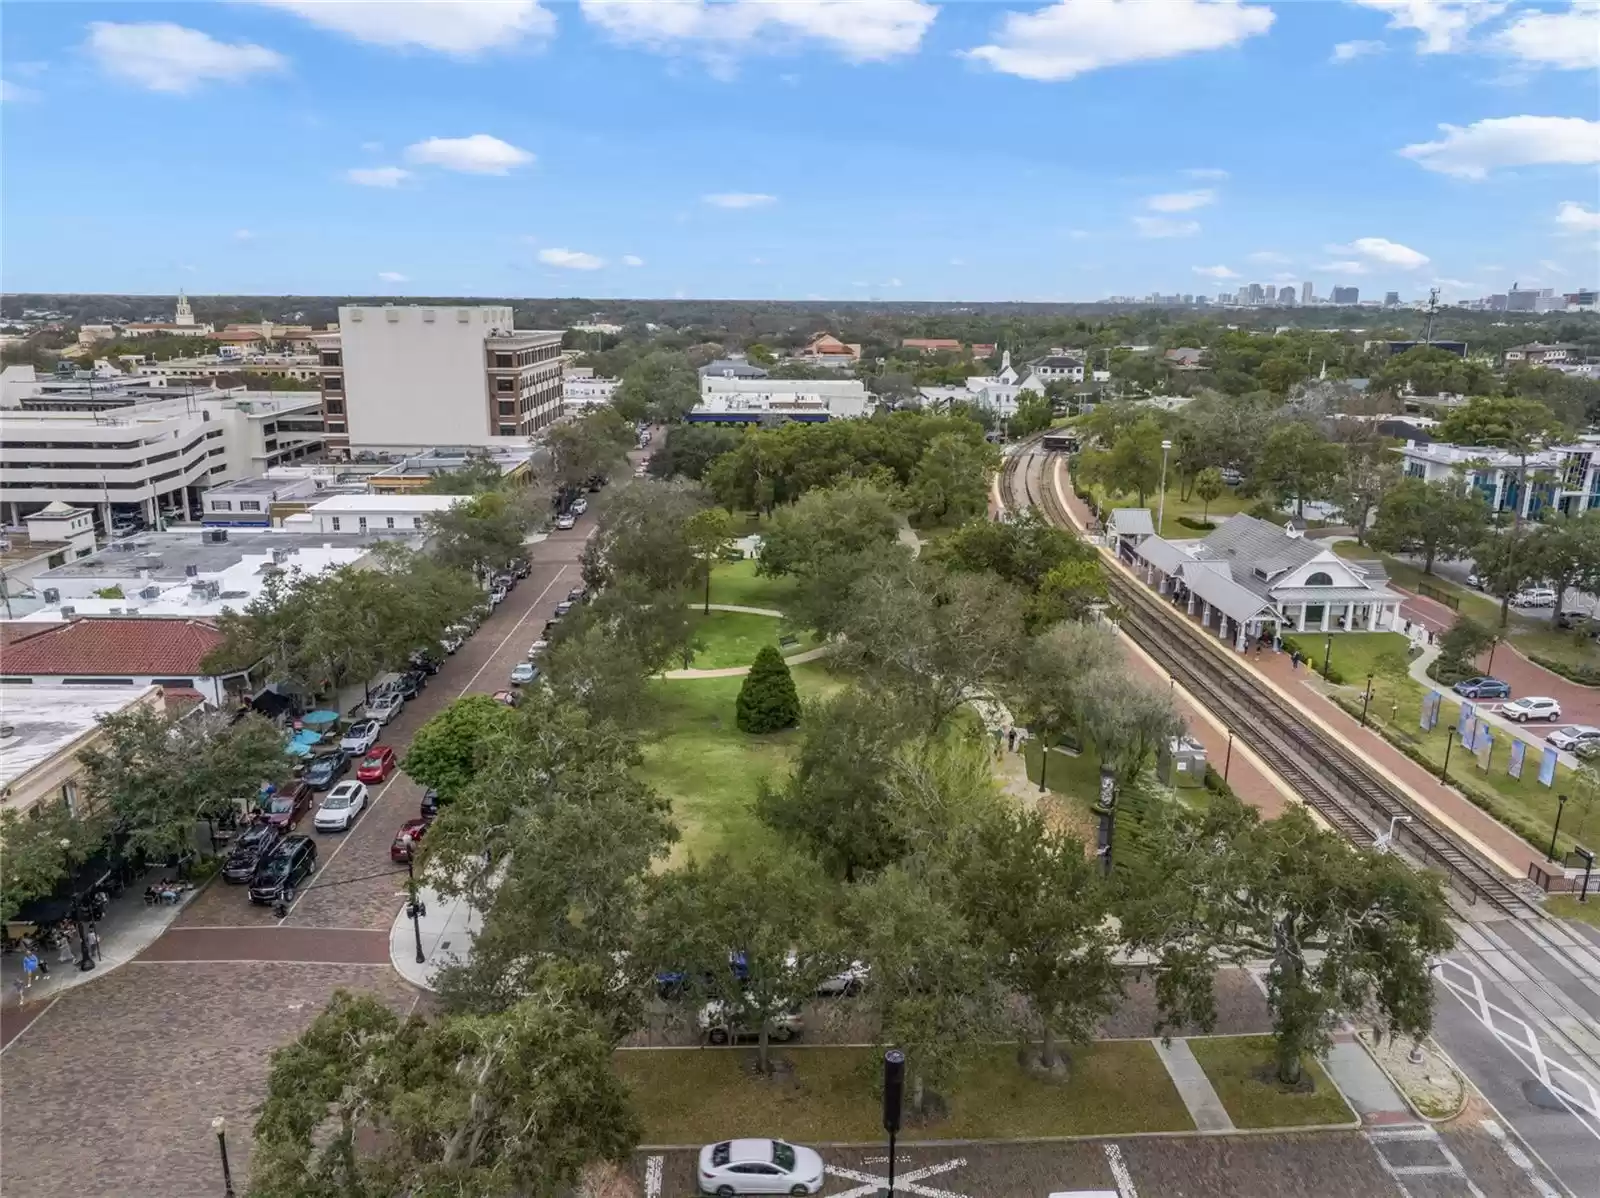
<box><xmin>301</xmin><ymin>710</ymin><xmax>339</xmax><ymax>727</ymax></box>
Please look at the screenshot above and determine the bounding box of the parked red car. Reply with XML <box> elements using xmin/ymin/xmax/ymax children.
<box><xmin>357</xmin><ymin>745</ymin><xmax>398</xmax><ymax>783</ymax></box>
<box><xmin>390</xmin><ymin>817</ymin><xmax>430</xmax><ymax>863</ymax></box>
<box><xmin>263</xmin><ymin>781</ymin><xmax>313</xmax><ymax>830</ymax></box>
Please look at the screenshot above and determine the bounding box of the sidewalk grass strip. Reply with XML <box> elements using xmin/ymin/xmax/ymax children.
<box><xmin>616</xmin><ymin>1041</ymin><xmax>1194</xmax><ymax>1143</ymax></box>
<box><xmin>1186</xmin><ymin>1035</ymin><xmax>1355</xmax><ymax>1129</ymax></box>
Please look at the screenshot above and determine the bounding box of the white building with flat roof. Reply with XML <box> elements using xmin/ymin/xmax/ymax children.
<box><xmin>0</xmin><ymin>684</ymin><xmax>166</xmax><ymax>818</ymax></box>
<box><xmin>1396</xmin><ymin>437</ymin><xmax>1600</xmax><ymax>519</ymax></box>
<box><xmin>0</xmin><ymin>383</ymin><xmax>327</xmax><ymax>531</ymax></box>
<box><xmin>320</xmin><ymin>305</ymin><xmax>564</xmax><ymax>454</ymax></box>
<box><xmin>693</xmin><ymin>376</ymin><xmax>871</xmax><ymax>423</ymax></box>
<box><xmin>563</xmin><ymin>367</ymin><xmax>620</xmax><ymax>410</ymax></box>
<box><xmin>292</xmin><ymin>493</ymin><xmax>465</xmax><ymax>535</ymax></box>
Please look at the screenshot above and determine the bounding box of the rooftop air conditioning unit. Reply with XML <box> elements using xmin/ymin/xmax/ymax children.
<box><xmin>140</xmin><ymin>585</ymin><xmax>161</xmax><ymax>600</ymax></box>
<box><xmin>271</xmin><ymin>548</ymin><xmax>288</xmax><ymax>564</ymax></box>
<box><xmin>185</xmin><ymin>564</ymin><xmax>199</xmax><ymax>577</ymax></box>
<box><xmin>108</xmin><ymin>607</ymin><xmax>123</xmax><ymax>615</ymax></box>
<box><xmin>60</xmin><ymin>606</ymin><xmax>76</xmax><ymax>617</ymax></box>
<box><xmin>43</xmin><ymin>588</ymin><xmax>60</xmax><ymax>604</ymax></box>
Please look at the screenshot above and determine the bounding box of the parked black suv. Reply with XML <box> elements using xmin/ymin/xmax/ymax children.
<box><xmin>409</xmin><ymin>648</ymin><xmax>442</xmax><ymax>675</ymax></box>
<box><xmin>248</xmin><ymin>836</ymin><xmax>317</xmax><ymax>905</ymax></box>
<box><xmin>397</xmin><ymin>669</ymin><xmax>427</xmax><ymax>699</ymax></box>
<box><xmin>222</xmin><ymin>823</ymin><xmax>284</xmax><ymax>884</ymax></box>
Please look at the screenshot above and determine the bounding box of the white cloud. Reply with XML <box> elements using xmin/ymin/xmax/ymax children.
<box><xmin>405</xmin><ymin>134</ymin><xmax>534</xmax><ymax>174</ymax></box>
<box><xmin>621</xmin><ymin>254</ymin><xmax>645</xmax><ymax>266</ymax></box>
<box><xmin>360</xmin><ymin>140</ymin><xmax>384</xmax><ymax>153</ymax></box>
<box><xmin>1248</xmin><ymin>250</ymin><xmax>1292</xmax><ymax>264</ymax></box>
<box><xmin>884</xmin><ymin>278</ymin><xmax>904</xmax><ymax>287</ymax></box>
<box><xmin>1331</xmin><ymin>38</ymin><xmax>1386</xmax><ymax>62</ymax></box>
<box><xmin>580</xmin><ymin>0</ymin><xmax>936</xmax><ymax>62</ymax></box>
<box><xmin>1183</xmin><ymin>167</ymin><xmax>1229</xmax><ymax>180</ymax></box>
<box><xmin>1556</xmin><ymin>201</ymin><xmax>1600</xmax><ymax>232</ymax></box>
<box><xmin>1329</xmin><ymin>236</ymin><xmax>1430</xmax><ymax>269</ymax></box>
<box><xmin>1399</xmin><ymin>115</ymin><xmax>1600</xmax><ymax>179</ymax></box>
<box><xmin>233</xmin><ymin>229</ymin><xmax>256</xmax><ymax>241</ymax></box>
<box><xmin>1350</xmin><ymin>0</ymin><xmax>1506</xmax><ymax>54</ymax></box>
<box><xmin>703</xmin><ymin>192</ymin><xmax>777</xmax><ymax>209</ymax></box>
<box><xmin>1432</xmin><ymin>277</ymin><xmax>1481</xmax><ymax>294</ymax></box>
<box><xmin>1146</xmin><ymin>189</ymin><xmax>1216</xmax><ymax>212</ymax></box>
<box><xmin>1134</xmin><ymin>215</ymin><xmax>1200</xmax><ymax>238</ymax></box>
<box><xmin>1317</xmin><ymin>259</ymin><xmax>1369</xmax><ymax>275</ymax></box>
<box><xmin>377</xmin><ymin>271</ymin><xmax>409</xmax><ymax>282</ymax></box>
<box><xmin>539</xmin><ymin>248</ymin><xmax>605</xmax><ymax>270</ymax></box>
<box><xmin>1539</xmin><ymin>259</ymin><xmax>1571</xmax><ymax>275</ymax></box>
<box><xmin>949</xmin><ymin>257</ymin><xmax>966</xmax><ymax>266</ymax></box>
<box><xmin>346</xmin><ymin>165</ymin><xmax>411</xmax><ymax>187</ymax></box>
<box><xmin>1</xmin><ymin>78</ymin><xmax>40</xmax><ymax>102</ymax></box>
<box><xmin>1498</xmin><ymin>2</ymin><xmax>1600</xmax><ymax>70</ymax></box>
<box><xmin>85</xmin><ymin>22</ymin><xmax>287</xmax><ymax>93</ymax></box>
<box><xmin>250</xmin><ymin>1</ymin><xmax>553</xmax><ymax>54</ymax></box>
<box><xmin>1068</xmin><ymin>228</ymin><xmax>1091</xmax><ymax>239</ymax></box>
<box><xmin>964</xmin><ymin>0</ymin><xmax>1273</xmax><ymax>82</ymax></box>
<box><xmin>1192</xmin><ymin>264</ymin><xmax>1239</xmax><ymax>280</ymax></box>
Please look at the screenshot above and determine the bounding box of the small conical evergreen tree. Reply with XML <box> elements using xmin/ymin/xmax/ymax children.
<box><xmin>736</xmin><ymin>645</ymin><xmax>801</xmax><ymax>734</ymax></box>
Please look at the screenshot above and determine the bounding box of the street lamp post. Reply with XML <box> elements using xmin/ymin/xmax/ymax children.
<box><xmin>881</xmin><ymin>1050</ymin><xmax>905</xmax><ymax>1198</ymax></box>
<box><xmin>1223</xmin><ymin>731</ymin><xmax>1234</xmax><ymax>783</ymax></box>
<box><xmin>1323</xmin><ymin>632</ymin><xmax>1334</xmax><ymax>681</ymax></box>
<box><xmin>1360</xmin><ymin>674</ymin><xmax>1374</xmax><ymax>726</ymax></box>
<box><xmin>1441</xmin><ymin>727</ymin><xmax>1457</xmax><ymax>785</ymax></box>
<box><xmin>1574</xmin><ymin>846</ymin><xmax>1595</xmax><ymax>902</ymax></box>
<box><xmin>211</xmin><ymin>1116</ymin><xmax>236</xmax><ymax>1198</ymax></box>
<box><xmin>1547</xmin><ymin>793</ymin><xmax>1570</xmax><ymax>863</ymax></box>
<box><xmin>406</xmin><ymin>854</ymin><xmax>425</xmax><ymax>965</ymax></box>
<box><xmin>1157</xmin><ymin>440</ymin><xmax>1173</xmax><ymax>536</ymax></box>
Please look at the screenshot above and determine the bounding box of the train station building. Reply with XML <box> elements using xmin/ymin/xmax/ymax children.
<box><xmin>1114</xmin><ymin>511</ymin><xmax>1403</xmax><ymax>647</ymax></box>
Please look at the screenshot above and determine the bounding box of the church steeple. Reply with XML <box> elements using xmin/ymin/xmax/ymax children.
<box><xmin>174</xmin><ymin>290</ymin><xmax>194</xmax><ymax>327</ymax></box>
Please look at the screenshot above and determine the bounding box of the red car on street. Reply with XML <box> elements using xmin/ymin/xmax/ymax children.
<box><xmin>390</xmin><ymin>817</ymin><xmax>429</xmax><ymax>863</ymax></box>
<box><xmin>357</xmin><ymin>745</ymin><xmax>398</xmax><ymax>783</ymax></box>
<box><xmin>263</xmin><ymin>781</ymin><xmax>313</xmax><ymax>830</ymax></box>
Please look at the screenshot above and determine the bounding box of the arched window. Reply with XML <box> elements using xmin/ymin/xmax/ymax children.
<box><xmin>1305</xmin><ymin>571</ymin><xmax>1333</xmax><ymax>586</ymax></box>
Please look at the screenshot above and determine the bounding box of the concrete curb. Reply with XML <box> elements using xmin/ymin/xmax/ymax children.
<box><xmin>637</xmin><ymin>1121</ymin><xmax>1366</xmax><ymax>1153</ymax></box>
<box><xmin>1354</xmin><ymin>1033</ymin><xmax>1470</xmax><ymax>1124</ymax></box>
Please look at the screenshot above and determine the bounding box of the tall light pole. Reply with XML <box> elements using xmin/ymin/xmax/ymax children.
<box><xmin>1157</xmin><ymin>439</ymin><xmax>1173</xmax><ymax>535</ymax></box>
<box><xmin>1548</xmin><ymin>793</ymin><xmax>1569</xmax><ymax>863</ymax></box>
<box><xmin>211</xmin><ymin>1116</ymin><xmax>236</xmax><ymax>1198</ymax></box>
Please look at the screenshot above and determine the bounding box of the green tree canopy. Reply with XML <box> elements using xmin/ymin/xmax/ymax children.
<box><xmin>736</xmin><ymin>645</ymin><xmax>801</xmax><ymax>734</ymax></box>
<box><xmin>1368</xmin><ymin>477</ymin><xmax>1489</xmax><ymax>574</ymax></box>
<box><xmin>402</xmin><ymin>694</ymin><xmax>518</xmax><ymax>804</ymax></box>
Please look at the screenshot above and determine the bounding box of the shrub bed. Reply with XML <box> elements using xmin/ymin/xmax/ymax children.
<box><xmin>1280</xmin><ymin>635</ymin><xmax>1346</xmax><ymax>685</ymax></box>
<box><xmin>1176</xmin><ymin>516</ymin><xmax>1217</xmax><ymax>532</ymax></box>
<box><xmin>1527</xmin><ymin>652</ymin><xmax>1600</xmax><ymax>688</ymax></box>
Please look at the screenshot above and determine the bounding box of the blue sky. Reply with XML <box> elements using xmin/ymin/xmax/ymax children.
<box><xmin>2</xmin><ymin>0</ymin><xmax>1596</xmax><ymax>303</ymax></box>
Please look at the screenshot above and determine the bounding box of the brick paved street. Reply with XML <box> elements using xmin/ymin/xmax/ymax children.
<box><xmin>0</xmin><ymin>961</ymin><xmax>422</xmax><ymax>1198</ymax></box>
<box><xmin>633</xmin><ymin>1123</ymin><xmax>1560</xmax><ymax>1197</ymax></box>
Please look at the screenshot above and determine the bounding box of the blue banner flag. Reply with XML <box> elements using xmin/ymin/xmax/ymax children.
<box><xmin>1421</xmin><ymin>691</ymin><xmax>1442</xmax><ymax>732</ymax></box>
<box><xmin>1508</xmin><ymin>739</ymin><xmax>1526</xmax><ymax>780</ymax></box>
<box><xmin>1457</xmin><ymin>702</ymin><xmax>1475</xmax><ymax>740</ymax></box>
<box><xmin>1539</xmin><ymin>745</ymin><xmax>1559</xmax><ymax>788</ymax></box>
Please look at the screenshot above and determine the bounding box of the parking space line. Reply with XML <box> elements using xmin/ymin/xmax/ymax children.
<box><xmin>1102</xmin><ymin>1144</ymin><xmax>1139</xmax><ymax>1198</ymax></box>
<box><xmin>462</xmin><ymin>566</ymin><xmax>568</xmax><ymax>693</ymax></box>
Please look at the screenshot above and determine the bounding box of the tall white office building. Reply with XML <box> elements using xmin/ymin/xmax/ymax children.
<box><xmin>318</xmin><ymin>305</ymin><xmax>564</xmax><ymax>454</ymax></box>
<box><xmin>1301</xmin><ymin>281</ymin><xmax>1314</xmax><ymax>305</ymax></box>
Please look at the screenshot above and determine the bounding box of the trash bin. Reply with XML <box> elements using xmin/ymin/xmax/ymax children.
<box><xmin>1160</xmin><ymin>735</ymin><xmax>1207</xmax><ymax>789</ymax></box>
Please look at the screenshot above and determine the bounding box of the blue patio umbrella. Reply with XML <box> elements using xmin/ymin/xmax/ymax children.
<box><xmin>301</xmin><ymin>710</ymin><xmax>339</xmax><ymax>727</ymax></box>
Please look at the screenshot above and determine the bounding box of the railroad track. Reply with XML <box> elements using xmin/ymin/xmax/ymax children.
<box><xmin>1003</xmin><ymin>443</ymin><xmax>1536</xmax><ymax>921</ymax></box>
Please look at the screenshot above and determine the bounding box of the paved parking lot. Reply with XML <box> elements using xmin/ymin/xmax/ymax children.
<box><xmin>635</xmin><ymin>1122</ymin><xmax>1561</xmax><ymax>1198</ymax></box>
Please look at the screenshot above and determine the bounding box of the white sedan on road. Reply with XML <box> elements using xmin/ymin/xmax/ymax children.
<box><xmin>340</xmin><ymin>720</ymin><xmax>381</xmax><ymax>755</ymax></box>
<box><xmin>697</xmin><ymin>1139</ymin><xmax>824</xmax><ymax>1196</ymax></box>
<box><xmin>1503</xmin><ymin>696</ymin><xmax>1563</xmax><ymax>723</ymax></box>
<box><xmin>313</xmin><ymin>780</ymin><xmax>369</xmax><ymax>832</ymax></box>
<box><xmin>1547</xmin><ymin>724</ymin><xmax>1600</xmax><ymax>752</ymax></box>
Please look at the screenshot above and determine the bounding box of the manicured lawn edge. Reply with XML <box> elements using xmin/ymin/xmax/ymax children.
<box><xmin>1187</xmin><ymin>1035</ymin><xmax>1356</xmax><ymax>1129</ymax></box>
<box><xmin>1546</xmin><ymin>894</ymin><xmax>1600</xmax><ymax>928</ymax></box>
<box><xmin>617</xmin><ymin>1042</ymin><xmax>1195</xmax><ymax>1144</ymax></box>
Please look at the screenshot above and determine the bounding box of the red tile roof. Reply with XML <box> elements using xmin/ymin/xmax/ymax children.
<box><xmin>0</xmin><ymin>618</ymin><xmax>224</xmax><ymax>676</ymax></box>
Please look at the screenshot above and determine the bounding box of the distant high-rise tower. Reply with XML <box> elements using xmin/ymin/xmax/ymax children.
<box><xmin>1248</xmin><ymin>282</ymin><xmax>1265</xmax><ymax>304</ymax></box>
<box><xmin>1384</xmin><ymin>291</ymin><xmax>1400</xmax><ymax>307</ymax></box>
<box><xmin>1301</xmin><ymin>281</ymin><xmax>1314</xmax><ymax>305</ymax></box>
<box><xmin>174</xmin><ymin>290</ymin><xmax>194</xmax><ymax>327</ymax></box>
<box><xmin>1331</xmin><ymin>285</ymin><xmax>1360</xmax><ymax>304</ymax></box>
<box><xmin>1235</xmin><ymin>286</ymin><xmax>1250</xmax><ymax>306</ymax></box>
<box><xmin>1279</xmin><ymin>285</ymin><xmax>1297</xmax><ymax>305</ymax></box>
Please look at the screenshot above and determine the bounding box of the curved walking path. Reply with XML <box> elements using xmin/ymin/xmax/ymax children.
<box><xmin>661</xmin><ymin>643</ymin><xmax>832</xmax><ymax>679</ymax></box>
<box><xmin>686</xmin><ymin>602</ymin><xmax>785</xmax><ymax>617</ymax></box>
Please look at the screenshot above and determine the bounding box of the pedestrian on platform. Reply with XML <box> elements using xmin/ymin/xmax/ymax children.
<box><xmin>56</xmin><ymin>928</ymin><xmax>74</xmax><ymax>965</ymax></box>
<box><xmin>1007</xmin><ymin>727</ymin><xmax>1017</xmax><ymax>753</ymax></box>
<box><xmin>21</xmin><ymin>950</ymin><xmax>40</xmax><ymax>990</ymax></box>
<box><xmin>87</xmin><ymin>926</ymin><xmax>101</xmax><ymax>961</ymax></box>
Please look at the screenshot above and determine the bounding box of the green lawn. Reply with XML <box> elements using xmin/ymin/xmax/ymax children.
<box><xmin>1546</xmin><ymin>894</ymin><xmax>1600</xmax><ymax>928</ymax></box>
<box><xmin>1280</xmin><ymin>630</ymin><xmax>1413</xmax><ymax>685</ymax></box>
<box><xmin>636</xmin><ymin>664</ymin><xmax>840</xmax><ymax>866</ymax></box>
<box><xmin>1187</xmin><ymin>1036</ymin><xmax>1355</xmax><ymax>1129</ymax></box>
<box><xmin>1085</xmin><ymin>481</ymin><xmax>1254</xmax><ymax>532</ymax></box>
<box><xmin>684</xmin><ymin>610</ymin><xmax>817</xmax><ymax>670</ymax></box>
<box><xmin>616</xmin><ymin>1041</ymin><xmax>1194</xmax><ymax>1143</ymax></box>
<box><xmin>705</xmin><ymin>558</ymin><xmax>799</xmax><ymax>614</ymax></box>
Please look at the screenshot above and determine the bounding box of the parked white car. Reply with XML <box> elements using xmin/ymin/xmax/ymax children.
<box><xmin>698</xmin><ymin>1000</ymin><xmax>803</xmax><ymax>1045</ymax></box>
<box><xmin>367</xmin><ymin>692</ymin><xmax>405</xmax><ymax>725</ymax></box>
<box><xmin>814</xmin><ymin>960</ymin><xmax>870</xmax><ymax>997</ymax></box>
<box><xmin>556</xmin><ymin>514</ymin><xmax>577</xmax><ymax>531</ymax></box>
<box><xmin>1512</xmin><ymin>586</ymin><xmax>1557</xmax><ymax>608</ymax></box>
<box><xmin>571</xmin><ymin>498</ymin><xmax>588</xmax><ymax>515</ymax></box>
<box><xmin>698</xmin><ymin>1140</ymin><xmax>824</xmax><ymax>1197</ymax></box>
<box><xmin>1547</xmin><ymin>725</ymin><xmax>1600</xmax><ymax>752</ymax></box>
<box><xmin>340</xmin><ymin>720</ymin><xmax>381</xmax><ymax>755</ymax></box>
<box><xmin>313</xmin><ymin>780</ymin><xmax>369</xmax><ymax>832</ymax></box>
<box><xmin>527</xmin><ymin>639</ymin><xmax>549</xmax><ymax>659</ymax></box>
<box><xmin>1503</xmin><ymin>696</ymin><xmax>1562</xmax><ymax>723</ymax></box>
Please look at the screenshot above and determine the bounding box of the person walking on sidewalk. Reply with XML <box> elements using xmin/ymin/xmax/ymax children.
<box><xmin>87</xmin><ymin>926</ymin><xmax>101</xmax><ymax>962</ymax></box>
<box><xmin>21</xmin><ymin>950</ymin><xmax>40</xmax><ymax>990</ymax></box>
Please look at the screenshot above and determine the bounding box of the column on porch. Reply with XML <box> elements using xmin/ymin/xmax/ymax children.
<box><xmin>1187</xmin><ymin>591</ymin><xmax>1197</xmax><ymax>616</ymax></box>
<box><xmin>1319</xmin><ymin>603</ymin><xmax>1330</xmax><ymax>632</ymax></box>
<box><xmin>1296</xmin><ymin>604</ymin><xmax>1307</xmax><ymax>632</ymax></box>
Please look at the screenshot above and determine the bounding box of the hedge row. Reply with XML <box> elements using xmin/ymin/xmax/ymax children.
<box><xmin>1527</xmin><ymin>652</ymin><xmax>1600</xmax><ymax>689</ymax></box>
<box><xmin>1175</xmin><ymin>516</ymin><xmax>1217</xmax><ymax>532</ymax></box>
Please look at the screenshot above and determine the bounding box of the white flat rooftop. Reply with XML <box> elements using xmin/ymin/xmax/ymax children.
<box><xmin>0</xmin><ymin>684</ymin><xmax>159</xmax><ymax>790</ymax></box>
<box><xmin>307</xmin><ymin>494</ymin><xmax>466</xmax><ymax>513</ymax></box>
